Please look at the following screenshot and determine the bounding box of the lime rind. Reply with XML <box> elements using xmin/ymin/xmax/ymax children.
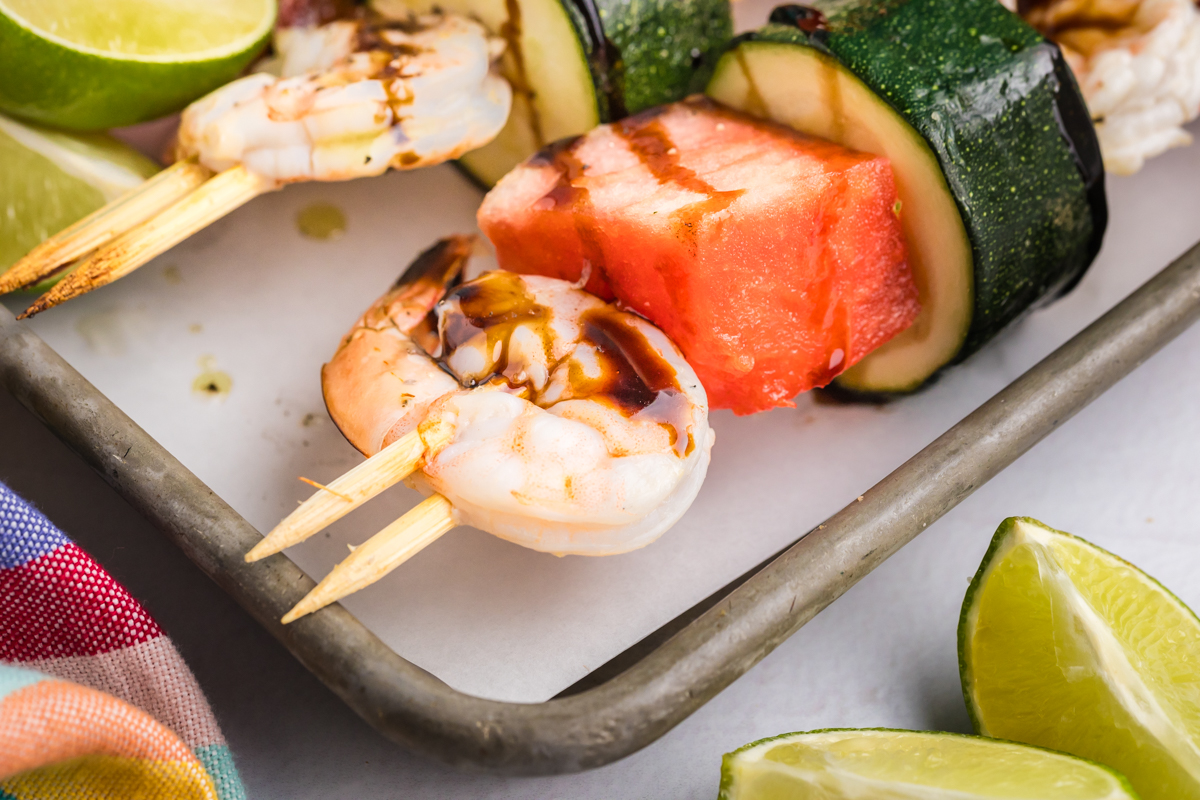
<box><xmin>0</xmin><ymin>114</ymin><xmax>157</xmax><ymax>200</ymax></box>
<box><xmin>0</xmin><ymin>0</ymin><xmax>276</xmax><ymax>64</ymax></box>
<box><xmin>720</xmin><ymin>728</ymin><xmax>1139</xmax><ymax>800</ymax></box>
<box><xmin>959</xmin><ymin>517</ymin><xmax>1200</xmax><ymax>800</ymax></box>
<box><xmin>0</xmin><ymin>2</ymin><xmax>273</xmax><ymax>129</ymax></box>
<box><xmin>0</xmin><ymin>113</ymin><xmax>159</xmax><ymax>283</ymax></box>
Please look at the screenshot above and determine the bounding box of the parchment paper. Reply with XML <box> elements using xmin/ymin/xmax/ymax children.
<box><xmin>8</xmin><ymin>2</ymin><xmax>1200</xmax><ymax>701</ymax></box>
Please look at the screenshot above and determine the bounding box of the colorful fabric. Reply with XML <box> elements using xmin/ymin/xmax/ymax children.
<box><xmin>0</xmin><ymin>481</ymin><xmax>244</xmax><ymax>800</ymax></box>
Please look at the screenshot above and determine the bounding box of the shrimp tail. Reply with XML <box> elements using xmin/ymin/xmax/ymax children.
<box><xmin>389</xmin><ymin>233</ymin><xmax>474</xmax><ymax>304</ymax></box>
<box><xmin>322</xmin><ymin>235</ymin><xmax>474</xmax><ymax>456</ymax></box>
<box><xmin>357</xmin><ymin>234</ymin><xmax>475</xmax><ymax>338</ymax></box>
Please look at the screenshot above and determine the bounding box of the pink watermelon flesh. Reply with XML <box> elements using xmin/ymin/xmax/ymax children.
<box><xmin>477</xmin><ymin>97</ymin><xmax>919</xmax><ymax>415</ymax></box>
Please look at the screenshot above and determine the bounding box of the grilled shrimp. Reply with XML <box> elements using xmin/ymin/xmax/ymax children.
<box><xmin>174</xmin><ymin>12</ymin><xmax>511</xmax><ymax>181</ymax></box>
<box><xmin>0</xmin><ymin>11</ymin><xmax>515</xmax><ymax>315</ymax></box>
<box><xmin>1006</xmin><ymin>0</ymin><xmax>1200</xmax><ymax>173</ymax></box>
<box><xmin>322</xmin><ymin>236</ymin><xmax>716</xmax><ymax>556</ymax></box>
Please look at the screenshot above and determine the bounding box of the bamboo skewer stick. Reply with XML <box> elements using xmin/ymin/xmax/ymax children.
<box><xmin>246</xmin><ymin>429</ymin><xmax>434</xmax><ymax>563</ymax></box>
<box><xmin>281</xmin><ymin>493</ymin><xmax>457</xmax><ymax>624</ymax></box>
<box><xmin>19</xmin><ymin>165</ymin><xmax>277</xmax><ymax>318</ymax></box>
<box><xmin>298</xmin><ymin>477</ymin><xmax>354</xmax><ymax>502</ymax></box>
<box><xmin>0</xmin><ymin>160</ymin><xmax>213</xmax><ymax>296</ymax></box>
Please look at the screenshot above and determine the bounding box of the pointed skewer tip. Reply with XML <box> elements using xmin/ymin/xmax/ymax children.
<box><xmin>0</xmin><ymin>160</ymin><xmax>212</xmax><ymax>298</ymax></box>
<box><xmin>18</xmin><ymin>165</ymin><xmax>274</xmax><ymax>315</ymax></box>
<box><xmin>243</xmin><ymin>430</ymin><xmax>434</xmax><ymax>565</ymax></box>
<box><xmin>279</xmin><ymin>493</ymin><xmax>456</xmax><ymax>624</ymax></box>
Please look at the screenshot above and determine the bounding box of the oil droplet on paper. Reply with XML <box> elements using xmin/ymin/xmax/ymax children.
<box><xmin>75</xmin><ymin>306</ymin><xmax>153</xmax><ymax>356</ymax></box>
<box><xmin>189</xmin><ymin>323</ymin><xmax>203</xmax><ymax>334</ymax></box>
<box><xmin>296</xmin><ymin>203</ymin><xmax>347</xmax><ymax>241</ymax></box>
<box><xmin>163</xmin><ymin>265</ymin><xmax>182</xmax><ymax>284</ymax></box>
<box><xmin>193</xmin><ymin>355</ymin><xmax>232</xmax><ymax>400</ymax></box>
<box><xmin>76</xmin><ymin>308</ymin><xmax>131</xmax><ymax>356</ymax></box>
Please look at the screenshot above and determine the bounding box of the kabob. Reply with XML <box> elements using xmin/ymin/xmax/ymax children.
<box><xmin>246</xmin><ymin>236</ymin><xmax>715</xmax><ymax>623</ymax></box>
<box><xmin>2</xmin><ymin>0</ymin><xmax>1188</xmax><ymax>318</ymax></box>
<box><xmin>0</xmin><ymin>0</ymin><xmax>1142</xmax><ymax>620</ymax></box>
<box><xmin>0</xmin><ymin>0</ymin><xmax>733</xmax><ymax>313</ymax></box>
<box><xmin>0</xmin><ymin>10</ymin><xmax>511</xmax><ymax>313</ymax></box>
<box><xmin>253</xmin><ymin>0</ymin><xmax>1118</xmax><ymax>621</ymax></box>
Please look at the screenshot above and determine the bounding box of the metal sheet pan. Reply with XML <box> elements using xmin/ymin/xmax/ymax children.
<box><xmin>4</xmin><ymin>231</ymin><xmax>1198</xmax><ymax>774</ymax></box>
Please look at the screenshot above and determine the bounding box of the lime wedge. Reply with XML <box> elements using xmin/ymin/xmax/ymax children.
<box><xmin>0</xmin><ymin>0</ymin><xmax>275</xmax><ymax>130</ymax></box>
<box><xmin>719</xmin><ymin>728</ymin><xmax>1137</xmax><ymax>800</ymax></box>
<box><xmin>0</xmin><ymin>112</ymin><xmax>158</xmax><ymax>288</ymax></box>
<box><xmin>960</xmin><ymin>517</ymin><xmax>1200</xmax><ymax>800</ymax></box>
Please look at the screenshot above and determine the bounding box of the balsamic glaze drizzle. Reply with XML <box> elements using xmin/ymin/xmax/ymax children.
<box><xmin>434</xmin><ymin>271</ymin><xmax>694</xmax><ymax>457</ymax></box>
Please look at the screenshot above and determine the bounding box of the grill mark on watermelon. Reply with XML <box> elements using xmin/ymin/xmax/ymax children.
<box><xmin>612</xmin><ymin>107</ymin><xmax>745</xmax><ymax>228</ymax></box>
<box><xmin>610</xmin><ymin>100</ymin><xmax>746</xmax><ymax>344</ymax></box>
<box><xmin>530</xmin><ymin>137</ymin><xmax>612</xmax><ymax>288</ymax></box>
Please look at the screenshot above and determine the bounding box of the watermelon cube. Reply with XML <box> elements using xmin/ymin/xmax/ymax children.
<box><xmin>478</xmin><ymin>97</ymin><xmax>919</xmax><ymax>414</ymax></box>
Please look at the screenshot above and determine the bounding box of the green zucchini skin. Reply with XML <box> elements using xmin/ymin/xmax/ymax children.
<box><xmin>573</xmin><ymin>0</ymin><xmax>734</xmax><ymax>119</ymax></box>
<box><xmin>746</xmin><ymin>0</ymin><xmax>1106</xmax><ymax>361</ymax></box>
<box><xmin>448</xmin><ymin>0</ymin><xmax>732</xmax><ymax>186</ymax></box>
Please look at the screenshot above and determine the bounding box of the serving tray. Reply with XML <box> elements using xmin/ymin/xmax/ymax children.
<box><xmin>4</xmin><ymin>227</ymin><xmax>1200</xmax><ymax>773</ymax></box>
<box><xmin>4</xmin><ymin>0</ymin><xmax>1200</xmax><ymax>771</ymax></box>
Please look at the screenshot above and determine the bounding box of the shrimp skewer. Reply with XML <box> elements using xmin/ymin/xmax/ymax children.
<box><xmin>245</xmin><ymin>235</ymin><xmax>473</xmax><ymax>561</ymax></box>
<box><xmin>2</xmin><ymin>12</ymin><xmax>511</xmax><ymax>314</ymax></box>
<box><xmin>255</xmin><ymin>236</ymin><xmax>715</xmax><ymax>624</ymax></box>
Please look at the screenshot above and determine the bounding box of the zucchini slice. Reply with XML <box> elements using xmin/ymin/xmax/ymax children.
<box><xmin>378</xmin><ymin>0</ymin><xmax>732</xmax><ymax>186</ymax></box>
<box><xmin>707</xmin><ymin>1</ymin><xmax>1106</xmax><ymax>393</ymax></box>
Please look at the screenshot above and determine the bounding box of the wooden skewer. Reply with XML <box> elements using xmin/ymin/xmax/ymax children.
<box><xmin>297</xmin><ymin>476</ymin><xmax>354</xmax><ymax>502</ymax></box>
<box><xmin>18</xmin><ymin>165</ymin><xmax>277</xmax><ymax>318</ymax></box>
<box><xmin>245</xmin><ymin>429</ymin><xmax>436</xmax><ymax>563</ymax></box>
<box><xmin>0</xmin><ymin>160</ymin><xmax>213</xmax><ymax>296</ymax></box>
<box><xmin>281</xmin><ymin>493</ymin><xmax>457</xmax><ymax>624</ymax></box>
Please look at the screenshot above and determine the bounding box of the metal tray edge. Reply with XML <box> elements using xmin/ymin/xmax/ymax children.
<box><xmin>2</xmin><ymin>240</ymin><xmax>1198</xmax><ymax>774</ymax></box>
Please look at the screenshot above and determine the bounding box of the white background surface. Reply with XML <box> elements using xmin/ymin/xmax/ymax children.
<box><xmin>3</xmin><ymin>1</ymin><xmax>1200</xmax><ymax>793</ymax></box>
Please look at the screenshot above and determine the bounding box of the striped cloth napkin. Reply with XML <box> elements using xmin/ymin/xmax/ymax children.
<box><xmin>0</xmin><ymin>481</ymin><xmax>244</xmax><ymax>800</ymax></box>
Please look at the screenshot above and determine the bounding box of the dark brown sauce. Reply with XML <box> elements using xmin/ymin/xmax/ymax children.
<box><xmin>369</xmin><ymin>235</ymin><xmax>471</xmax><ymax>346</ymax></box>
<box><xmin>768</xmin><ymin>4</ymin><xmax>830</xmax><ymax>34</ymax></box>
<box><xmin>357</xmin><ymin>20</ymin><xmax>430</xmax><ymax>116</ymax></box>
<box><xmin>576</xmin><ymin>308</ymin><xmax>692</xmax><ymax>457</ymax></box>
<box><xmin>612</xmin><ymin>112</ymin><xmax>743</xmax><ymax>221</ymax></box>
<box><xmin>501</xmin><ymin>0</ymin><xmax>545</xmax><ymax>147</ymax></box>
<box><xmin>609</xmin><ymin>100</ymin><xmax>745</xmax><ymax>342</ymax></box>
<box><xmin>822</xmin><ymin>52</ymin><xmax>845</xmax><ymax>142</ymax></box>
<box><xmin>531</xmin><ymin>137</ymin><xmax>611</xmax><ymax>286</ymax></box>
<box><xmin>438</xmin><ymin>270</ymin><xmax>551</xmax><ymax>387</ymax></box>
<box><xmin>734</xmin><ymin>48</ymin><xmax>768</xmax><ymax>117</ymax></box>
<box><xmin>434</xmin><ymin>273</ymin><xmax>693</xmax><ymax>458</ymax></box>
